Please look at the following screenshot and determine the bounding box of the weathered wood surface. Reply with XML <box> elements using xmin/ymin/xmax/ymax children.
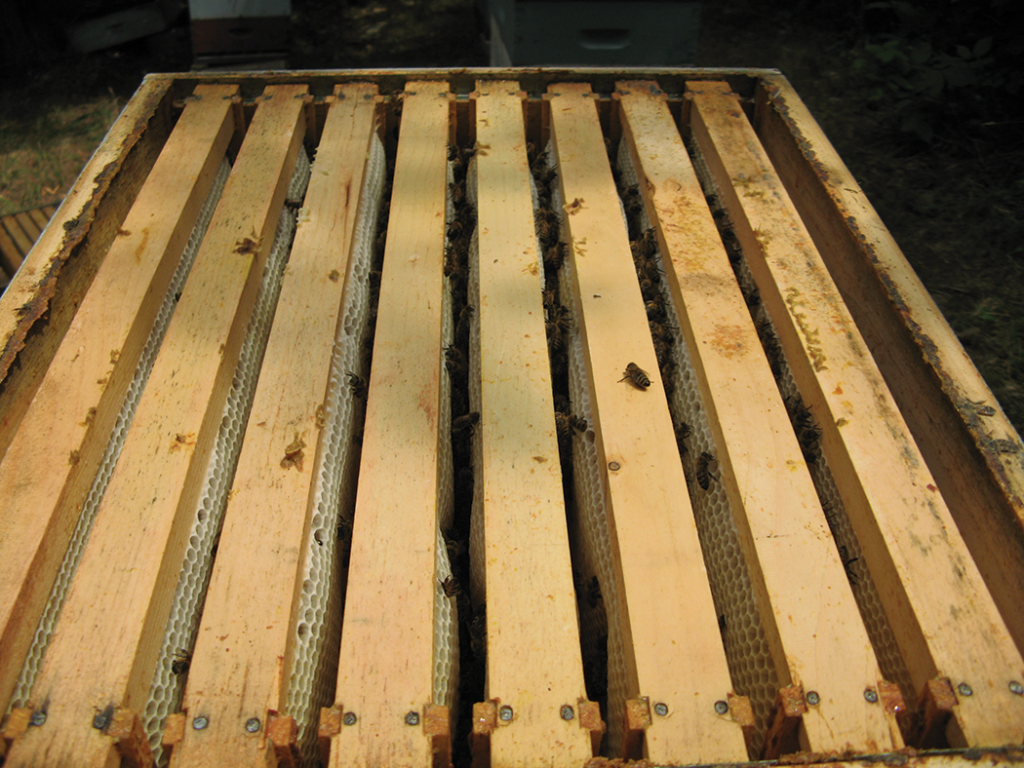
<box><xmin>327</xmin><ymin>80</ymin><xmax>451</xmax><ymax>768</ymax></box>
<box><xmin>616</xmin><ymin>80</ymin><xmax>902</xmax><ymax>754</ymax></box>
<box><xmin>0</xmin><ymin>83</ymin><xmax>238</xmax><ymax>720</ymax></box>
<box><xmin>687</xmin><ymin>78</ymin><xmax>1024</xmax><ymax>747</ymax></box>
<box><xmin>169</xmin><ymin>84</ymin><xmax>380</xmax><ymax>768</ymax></box>
<box><xmin>3</xmin><ymin>83</ymin><xmax>307</xmax><ymax>768</ymax></box>
<box><xmin>472</xmin><ymin>80</ymin><xmax>596</xmax><ymax>767</ymax></box>
<box><xmin>753</xmin><ymin>75</ymin><xmax>1024</xmax><ymax>660</ymax></box>
<box><xmin>548</xmin><ymin>81</ymin><xmax>749</xmax><ymax>764</ymax></box>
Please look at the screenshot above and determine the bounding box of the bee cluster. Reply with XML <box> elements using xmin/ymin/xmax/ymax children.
<box><xmin>442</xmin><ymin>142</ymin><xmax>487</xmax><ymax>768</ymax></box>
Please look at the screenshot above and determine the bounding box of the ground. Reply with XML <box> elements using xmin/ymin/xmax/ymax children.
<box><xmin>0</xmin><ymin>0</ymin><xmax>1020</xmax><ymax>431</ymax></box>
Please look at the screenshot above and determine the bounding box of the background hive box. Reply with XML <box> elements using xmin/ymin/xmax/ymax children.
<box><xmin>0</xmin><ymin>68</ymin><xmax>1022</xmax><ymax>768</ymax></box>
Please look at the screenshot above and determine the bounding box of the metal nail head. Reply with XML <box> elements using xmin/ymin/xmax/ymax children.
<box><xmin>806</xmin><ymin>691</ymin><xmax>820</xmax><ymax>706</ymax></box>
<box><xmin>863</xmin><ymin>689</ymin><xmax>878</xmax><ymax>703</ymax></box>
<box><xmin>245</xmin><ymin>718</ymin><xmax>261</xmax><ymax>733</ymax></box>
<box><xmin>653</xmin><ymin>702</ymin><xmax>669</xmax><ymax>717</ymax></box>
<box><xmin>405</xmin><ymin>711</ymin><xmax>420</xmax><ymax>726</ymax></box>
<box><xmin>1010</xmin><ymin>681</ymin><xmax>1024</xmax><ymax>696</ymax></box>
<box><xmin>29</xmin><ymin>711</ymin><xmax>46</xmax><ymax>726</ymax></box>
<box><xmin>343</xmin><ymin>712</ymin><xmax>357</xmax><ymax>726</ymax></box>
<box><xmin>499</xmin><ymin>705</ymin><xmax>514</xmax><ymax>722</ymax></box>
<box><xmin>713</xmin><ymin>700</ymin><xmax>729</xmax><ymax>715</ymax></box>
<box><xmin>560</xmin><ymin>705</ymin><xmax>574</xmax><ymax>721</ymax></box>
<box><xmin>193</xmin><ymin>716</ymin><xmax>209</xmax><ymax>730</ymax></box>
<box><xmin>958</xmin><ymin>683</ymin><xmax>973</xmax><ymax>697</ymax></box>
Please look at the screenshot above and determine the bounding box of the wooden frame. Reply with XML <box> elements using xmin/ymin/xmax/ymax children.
<box><xmin>0</xmin><ymin>68</ymin><xmax>1020</xmax><ymax>768</ymax></box>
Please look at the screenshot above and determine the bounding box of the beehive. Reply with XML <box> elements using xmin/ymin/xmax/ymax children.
<box><xmin>0</xmin><ymin>68</ymin><xmax>1022</xmax><ymax>768</ymax></box>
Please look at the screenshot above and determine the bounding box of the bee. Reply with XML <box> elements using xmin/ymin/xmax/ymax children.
<box><xmin>447</xmin><ymin>218</ymin><xmax>464</xmax><ymax>241</ymax></box>
<box><xmin>445</xmin><ymin>345</ymin><xmax>468</xmax><ymax>380</ymax></box>
<box><xmin>455</xmin><ymin>305</ymin><xmax>474</xmax><ymax>347</ymax></box>
<box><xmin>543</xmin><ymin>242</ymin><xmax>566</xmax><ymax>271</ymax></box>
<box><xmin>346</xmin><ymin>372</ymin><xmax>368</xmax><ymax>399</ymax></box>
<box><xmin>622</xmin><ymin>185</ymin><xmax>643</xmax><ymax>217</ymax></box>
<box><xmin>171</xmin><ymin>648</ymin><xmax>192</xmax><ymax>675</ymax></box>
<box><xmin>449</xmin><ymin>181</ymin><xmax>465</xmax><ymax>207</ymax></box>
<box><xmin>649</xmin><ymin>320</ymin><xmax>674</xmax><ymax>345</ymax></box>
<box><xmin>586</xmin><ymin>576</ymin><xmax>602</xmax><ymax>609</ymax></box>
<box><xmin>440</xmin><ymin>575</ymin><xmax>461</xmax><ymax>598</ymax></box>
<box><xmin>452</xmin><ymin>411</ymin><xmax>480</xmax><ymax>434</ymax></box>
<box><xmin>555</xmin><ymin>411</ymin><xmax>572</xmax><ymax>441</ymax></box>
<box><xmin>568</xmin><ymin>414</ymin><xmax>587</xmax><ymax>434</ymax></box>
<box><xmin>619</xmin><ymin>362</ymin><xmax>651</xmax><ymax>390</ymax></box>
<box><xmin>645</xmin><ymin>297</ymin><xmax>666</xmax><ymax>322</ymax></box>
<box><xmin>696</xmin><ymin>451</ymin><xmax>718</xmax><ymax>490</ymax></box>
<box><xmin>839</xmin><ymin>545</ymin><xmax>860</xmax><ymax>585</ymax></box>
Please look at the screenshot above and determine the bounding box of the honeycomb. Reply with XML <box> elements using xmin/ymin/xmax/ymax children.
<box><xmin>683</xmin><ymin>136</ymin><xmax>915</xmax><ymax>710</ymax></box>
<box><xmin>143</xmin><ymin>148</ymin><xmax>308</xmax><ymax>765</ymax></box>
<box><xmin>284</xmin><ymin>135</ymin><xmax>386</xmax><ymax>767</ymax></box>
<box><xmin>616</xmin><ymin>141</ymin><xmax>777</xmax><ymax>756</ymax></box>
<box><xmin>5</xmin><ymin>157</ymin><xmax>233</xmax><ymax>719</ymax></box>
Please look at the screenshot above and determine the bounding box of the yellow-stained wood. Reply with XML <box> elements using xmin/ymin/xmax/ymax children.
<box><xmin>547</xmin><ymin>82</ymin><xmax>748</xmax><ymax>764</ymax></box>
<box><xmin>472</xmin><ymin>81</ymin><xmax>595</xmax><ymax>767</ymax></box>
<box><xmin>687</xmin><ymin>79</ymin><xmax>1024</xmax><ymax>747</ymax></box>
<box><xmin>0</xmin><ymin>83</ymin><xmax>238</xmax><ymax>719</ymax></box>
<box><xmin>328</xmin><ymin>81</ymin><xmax>451</xmax><ymax>768</ymax></box>
<box><xmin>753</xmin><ymin>76</ymin><xmax>1024</xmax><ymax>657</ymax></box>
<box><xmin>3</xmin><ymin>83</ymin><xmax>307</xmax><ymax>768</ymax></box>
<box><xmin>616</xmin><ymin>81</ymin><xmax>902</xmax><ymax>754</ymax></box>
<box><xmin>169</xmin><ymin>83</ymin><xmax>381</xmax><ymax>768</ymax></box>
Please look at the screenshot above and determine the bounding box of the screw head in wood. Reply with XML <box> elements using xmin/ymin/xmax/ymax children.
<box><xmin>343</xmin><ymin>712</ymin><xmax>357</xmax><ymax>726</ymax></box>
<box><xmin>245</xmin><ymin>718</ymin><xmax>261</xmax><ymax>733</ymax></box>
<box><xmin>806</xmin><ymin>691</ymin><xmax>820</xmax><ymax>706</ymax></box>
<box><xmin>29</xmin><ymin>711</ymin><xmax>46</xmax><ymax>726</ymax></box>
<box><xmin>958</xmin><ymin>683</ymin><xmax>973</xmax><ymax>697</ymax></box>
<box><xmin>193</xmin><ymin>716</ymin><xmax>209</xmax><ymax>730</ymax></box>
<box><xmin>560</xmin><ymin>705</ymin><xmax>574</xmax><ymax>721</ymax></box>
<box><xmin>499</xmin><ymin>705</ymin><xmax>513</xmax><ymax>722</ymax></box>
<box><xmin>405</xmin><ymin>711</ymin><xmax>420</xmax><ymax>726</ymax></box>
<box><xmin>1010</xmin><ymin>681</ymin><xmax>1024</xmax><ymax>696</ymax></box>
<box><xmin>714</xmin><ymin>700</ymin><xmax>728</xmax><ymax>715</ymax></box>
<box><xmin>864</xmin><ymin>689</ymin><xmax>878</xmax><ymax>703</ymax></box>
<box><xmin>654</xmin><ymin>702</ymin><xmax>669</xmax><ymax>716</ymax></box>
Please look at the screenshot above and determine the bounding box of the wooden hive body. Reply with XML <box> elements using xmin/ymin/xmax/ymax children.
<box><xmin>0</xmin><ymin>69</ymin><xmax>1021</xmax><ymax>768</ymax></box>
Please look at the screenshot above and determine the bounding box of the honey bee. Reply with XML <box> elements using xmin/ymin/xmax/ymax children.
<box><xmin>455</xmin><ymin>305</ymin><xmax>474</xmax><ymax>347</ymax></box>
<box><xmin>619</xmin><ymin>362</ymin><xmax>651</xmax><ymax>389</ymax></box>
<box><xmin>440</xmin><ymin>575</ymin><xmax>461</xmax><ymax>598</ymax></box>
<box><xmin>586</xmin><ymin>576</ymin><xmax>602</xmax><ymax>609</ymax></box>
<box><xmin>696</xmin><ymin>451</ymin><xmax>718</xmax><ymax>490</ymax></box>
<box><xmin>447</xmin><ymin>218</ymin><xmax>464</xmax><ymax>241</ymax></box>
<box><xmin>568</xmin><ymin>414</ymin><xmax>587</xmax><ymax>434</ymax></box>
<box><xmin>449</xmin><ymin>181</ymin><xmax>464</xmax><ymax>207</ymax></box>
<box><xmin>346</xmin><ymin>372</ymin><xmax>368</xmax><ymax>399</ymax></box>
<box><xmin>543</xmin><ymin>242</ymin><xmax>566</xmax><ymax>271</ymax></box>
<box><xmin>622</xmin><ymin>185</ymin><xmax>643</xmax><ymax>217</ymax></box>
<box><xmin>445</xmin><ymin>345</ymin><xmax>468</xmax><ymax>380</ymax></box>
<box><xmin>171</xmin><ymin>648</ymin><xmax>192</xmax><ymax>675</ymax></box>
<box><xmin>452</xmin><ymin>411</ymin><xmax>480</xmax><ymax>434</ymax></box>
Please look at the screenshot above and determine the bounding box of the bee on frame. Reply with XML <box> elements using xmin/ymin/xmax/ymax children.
<box><xmin>696</xmin><ymin>451</ymin><xmax>719</xmax><ymax>490</ymax></box>
<box><xmin>619</xmin><ymin>362</ymin><xmax>651</xmax><ymax>390</ymax></box>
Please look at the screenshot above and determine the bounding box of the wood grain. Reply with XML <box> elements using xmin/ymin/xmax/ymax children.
<box><xmin>0</xmin><ymin>83</ymin><xmax>238</xmax><ymax>719</ymax></box>
<box><xmin>3</xmin><ymin>83</ymin><xmax>307</xmax><ymax>768</ymax></box>
<box><xmin>687</xmin><ymin>79</ymin><xmax>1024</xmax><ymax>747</ymax></box>
<box><xmin>328</xmin><ymin>80</ymin><xmax>451</xmax><ymax>768</ymax></box>
<box><xmin>548</xmin><ymin>81</ymin><xmax>748</xmax><ymax>764</ymax></box>
<box><xmin>473</xmin><ymin>80</ymin><xmax>595</xmax><ymax>768</ymax></box>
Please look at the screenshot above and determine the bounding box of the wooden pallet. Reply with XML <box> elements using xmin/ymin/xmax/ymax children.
<box><xmin>0</xmin><ymin>69</ymin><xmax>1022</xmax><ymax>768</ymax></box>
<box><xmin>0</xmin><ymin>205</ymin><xmax>57</xmax><ymax>286</ymax></box>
